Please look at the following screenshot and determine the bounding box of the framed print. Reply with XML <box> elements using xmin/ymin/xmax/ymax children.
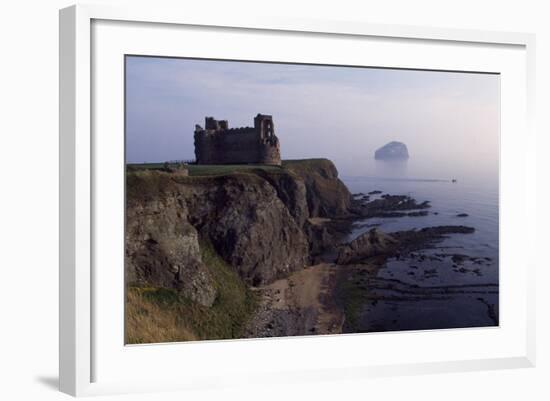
<box><xmin>59</xmin><ymin>4</ymin><xmax>536</xmax><ymax>397</ymax></box>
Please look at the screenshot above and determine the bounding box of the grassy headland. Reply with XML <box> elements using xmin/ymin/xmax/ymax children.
<box><xmin>127</xmin><ymin>158</ymin><xmax>335</xmax><ymax>177</ymax></box>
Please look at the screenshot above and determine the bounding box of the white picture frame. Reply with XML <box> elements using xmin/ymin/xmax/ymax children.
<box><xmin>59</xmin><ymin>4</ymin><xmax>536</xmax><ymax>397</ymax></box>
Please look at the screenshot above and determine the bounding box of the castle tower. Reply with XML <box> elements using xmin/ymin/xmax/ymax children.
<box><xmin>204</xmin><ymin>116</ymin><xmax>219</xmax><ymax>131</ymax></box>
<box><xmin>254</xmin><ymin>114</ymin><xmax>275</xmax><ymax>139</ymax></box>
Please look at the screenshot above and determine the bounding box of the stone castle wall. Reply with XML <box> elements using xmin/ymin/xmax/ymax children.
<box><xmin>194</xmin><ymin>114</ymin><xmax>281</xmax><ymax>165</ymax></box>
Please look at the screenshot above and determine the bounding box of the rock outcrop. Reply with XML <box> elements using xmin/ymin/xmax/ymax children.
<box><xmin>180</xmin><ymin>173</ymin><xmax>310</xmax><ymax>286</ymax></box>
<box><xmin>125</xmin><ymin>195</ymin><xmax>217</xmax><ymax>307</ymax></box>
<box><xmin>374</xmin><ymin>141</ymin><xmax>409</xmax><ymax>160</ymax></box>
<box><xmin>390</xmin><ymin>225</ymin><xmax>475</xmax><ymax>252</ymax></box>
<box><xmin>336</xmin><ymin>225</ymin><xmax>475</xmax><ymax>265</ymax></box>
<box><xmin>337</xmin><ymin>228</ymin><xmax>398</xmax><ymax>264</ymax></box>
<box><xmin>284</xmin><ymin>159</ymin><xmax>352</xmax><ymax>218</ymax></box>
<box><xmin>251</xmin><ymin>168</ymin><xmax>309</xmax><ymax>227</ymax></box>
<box><xmin>350</xmin><ymin>194</ymin><xmax>430</xmax><ymax>218</ymax></box>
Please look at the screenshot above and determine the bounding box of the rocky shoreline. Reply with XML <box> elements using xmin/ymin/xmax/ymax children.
<box><xmin>244</xmin><ymin>223</ymin><xmax>480</xmax><ymax>337</ymax></box>
<box><xmin>125</xmin><ymin>158</ymin><xmax>491</xmax><ymax>342</ymax></box>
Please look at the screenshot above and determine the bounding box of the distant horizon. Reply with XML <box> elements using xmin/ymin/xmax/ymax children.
<box><xmin>125</xmin><ymin>56</ymin><xmax>499</xmax><ymax>179</ymax></box>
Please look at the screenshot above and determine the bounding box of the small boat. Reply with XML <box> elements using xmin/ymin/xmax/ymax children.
<box><xmin>451</xmin><ymin>179</ymin><xmax>457</xmax><ymax>183</ymax></box>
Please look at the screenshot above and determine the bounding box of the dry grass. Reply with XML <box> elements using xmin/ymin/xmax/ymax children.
<box><xmin>125</xmin><ymin>288</ymin><xmax>197</xmax><ymax>344</ymax></box>
<box><xmin>127</xmin><ymin>162</ymin><xmax>283</xmax><ymax>177</ymax></box>
<box><xmin>125</xmin><ymin>242</ymin><xmax>258</xmax><ymax>344</ymax></box>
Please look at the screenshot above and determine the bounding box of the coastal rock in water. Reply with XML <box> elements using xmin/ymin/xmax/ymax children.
<box><xmin>336</xmin><ymin>228</ymin><xmax>398</xmax><ymax>264</ymax></box>
<box><xmin>374</xmin><ymin>141</ymin><xmax>409</xmax><ymax>160</ymax></box>
<box><xmin>350</xmin><ymin>194</ymin><xmax>430</xmax><ymax>218</ymax></box>
<box><xmin>391</xmin><ymin>225</ymin><xmax>475</xmax><ymax>252</ymax></box>
<box><xmin>336</xmin><ymin>225</ymin><xmax>476</xmax><ymax>265</ymax></box>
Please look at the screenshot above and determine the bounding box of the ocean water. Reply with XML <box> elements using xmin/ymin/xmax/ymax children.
<box><xmin>340</xmin><ymin>159</ymin><xmax>499</xmax><ymax>332</ymax></box>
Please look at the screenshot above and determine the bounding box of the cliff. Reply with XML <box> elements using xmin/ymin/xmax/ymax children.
<box><xmin>125</xmin><ymin>158</ymin><xmax>353</xmax><ymax>308</ymax></box>
<box><xmin>125</xmin><ymin>159</ymin><xmax>479</xmax><ymax>342</ymax></box>
<box><xmin>282</xmin><ymin>159</ymin><xmax>352</xmax><ymax>218</ymax></box>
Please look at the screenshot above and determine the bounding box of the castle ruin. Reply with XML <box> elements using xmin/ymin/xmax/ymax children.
<box><xmin>193</xmin><ymin>114</ymin><xmax>281</xmax><ymax>165</ymax></box>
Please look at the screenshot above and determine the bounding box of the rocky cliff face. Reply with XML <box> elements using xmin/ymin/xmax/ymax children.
<box><xmin>250</xmin><ymin>169</ymin><xmax>309</xmax><ymax>227</ymax></box>
<box><xmin>283</xmin><ymin>159</ymin><xmax>352</xmax><ymax>218</ymax></box>
<box><xmin>125</xmin><ymin>195</ymin><xmax>217</xmax><ymax>307</ymax></box>
<box><xmin>179</xmin><ymin>173</ymin><xmax>310</xmax><ymax>286</ymax></box>
<box><xmin>126</xmin><ymin>159</ymin><xmax>353</xmax><ymax>304</ymax></box>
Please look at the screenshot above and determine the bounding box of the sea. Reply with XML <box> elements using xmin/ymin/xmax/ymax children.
<box><xmin>340</xmin><ymin>159</ymin><xmax>499</xmax><ymax>332</ymax></box>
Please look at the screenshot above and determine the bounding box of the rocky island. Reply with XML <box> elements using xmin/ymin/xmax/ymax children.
<box><xmin>374</xmin><ymin>141</ymin><xmax>409</xmax><ymax>160</ymax></box>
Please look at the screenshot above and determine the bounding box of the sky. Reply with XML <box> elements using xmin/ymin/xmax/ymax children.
<box><xmin>125</xmin><ymin>56</ymin><xmax>499</xmax><ymax>179</ymax></box>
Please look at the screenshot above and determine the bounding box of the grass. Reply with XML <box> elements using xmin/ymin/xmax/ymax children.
<box><xmin>127</xmin><ymin>162</ymin><xmax>284</xmax><ymax>177</ymax></box>
<box><xmin>125</xmin><ymin>288</ymin><xmax>198</xmax><ymax>344</ymax></box>
<box><xmin>125</xmin><ymin>167</ymin><xmax>269</xmax><ymax>204</ymax></box>
<box><xmin>187</xmin><ymin>164</ymin><xmax>282</xmax><ymax>176</ymax></box>
<box><xmin>126</xmin><ymin>241</ymin><xmax>258</xmax><ymax>344</ymax></box>
<box><xmin>126</xmin><ymin>169</ymin><xmax>175</xmax><ymax>202</ymax></box>
<box><xmin>282</xmin><ymin>159</ymin><xmax>335</xmax><ymax>176</ymax></box>
<box><xmin>282</xmin><ymin>158</ymin><xmax>332</xmax><ymax>169</ymax></box>
<box><xmin>333</xmin><ymin>270</ymin><xmax>370</xmax><ymax>333</ymax></box>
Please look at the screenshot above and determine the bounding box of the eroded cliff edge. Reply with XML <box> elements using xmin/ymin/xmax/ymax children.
<box><xmin>125</xmin><ymin>159</ymin><xmax>479</xmax><ymax>342</ymax></box>
<box><xmin>125</xmin><ymin>159</ymin><xmax>353</xmax><ymax>336</ymax></box>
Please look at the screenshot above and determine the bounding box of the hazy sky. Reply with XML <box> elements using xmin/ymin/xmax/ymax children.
<box><xmin>126</xmin><ymin>56</ymin><xmax>499</xmax><ymax>179</ymax></box>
